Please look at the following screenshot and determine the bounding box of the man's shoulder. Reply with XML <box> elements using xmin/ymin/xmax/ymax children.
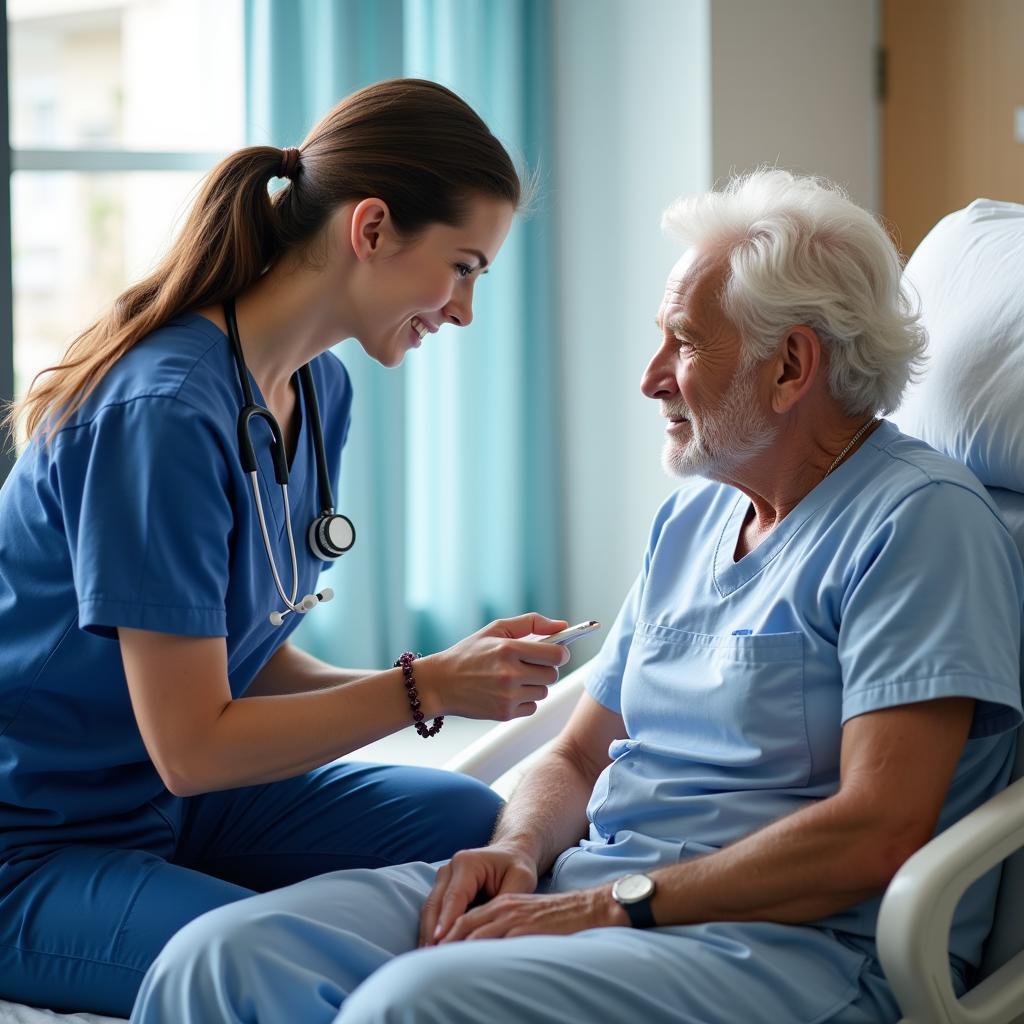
<box><xmin>855</xmin><ymin>423</ymin><xmax>1000</xmax><ymax>526</ymax></box>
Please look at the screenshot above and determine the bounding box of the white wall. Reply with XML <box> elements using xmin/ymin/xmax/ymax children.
<box><xmin>710</xmin><ymin>0</ymin><xmax>880</xmax><ymax>210</ymax></box>
<box><xmin>552</xmin><ymin>0</ymin><xmax>712</xmax><ymax>661</ymax></box>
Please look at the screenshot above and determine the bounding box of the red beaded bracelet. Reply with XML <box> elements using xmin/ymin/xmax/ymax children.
<box><xmin>393</xmin><ymin>651</ymin><xmax>444</xmax><ymax>739</ymax></box>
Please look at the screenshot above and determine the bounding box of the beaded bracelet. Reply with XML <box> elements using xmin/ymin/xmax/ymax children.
<box><xmin>393</xmin><ymin>651</ymin><xmax>444</xmax><ymax>739</ymax></box>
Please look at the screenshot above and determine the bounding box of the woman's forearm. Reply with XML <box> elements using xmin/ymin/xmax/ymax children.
<box><xmin>172</xmin><ymin>667</ymin><xmax>416</xmax><ymax>795</ymax></box>
<box><xmin>244</xmin><ymin>640</ymin><xmax>381</xmax><ymax>696</ymax></box>
<box><xmin>121</xmin><ymin>617</ymin><xmax>569</xmax><ymax>797</ymax></box>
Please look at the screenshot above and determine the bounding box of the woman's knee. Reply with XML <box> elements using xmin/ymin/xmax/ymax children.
<box><xmin>413</xmin><ymin>771</ymin><xmax>504</xmax><ymax>856</ymax></box>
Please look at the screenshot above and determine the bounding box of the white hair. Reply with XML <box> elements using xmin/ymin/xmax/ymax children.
<box><xmin>661</xmin><ymin>169</ymin><xmax>926</xmax><ymax>416</ymax></box>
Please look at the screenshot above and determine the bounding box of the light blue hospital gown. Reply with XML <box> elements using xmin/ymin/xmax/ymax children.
<box><xmin>131</xmin><ymin>421</ymin><xmax>1024</xmax><ymax>1024</ymax></box>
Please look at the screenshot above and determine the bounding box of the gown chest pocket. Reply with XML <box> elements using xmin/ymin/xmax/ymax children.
<box><xmin>621</xmin><ymin>621</ymin><xmax>810</xmax><ymax>789</ymax></box>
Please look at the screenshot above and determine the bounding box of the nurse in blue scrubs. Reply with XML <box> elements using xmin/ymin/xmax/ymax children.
<box><xmin>0</xmin><ymin>78</ymin><xmax>568</xmax><ymax>1018</ymax></box>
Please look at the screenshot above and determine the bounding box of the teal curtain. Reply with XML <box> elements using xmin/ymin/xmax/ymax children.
<box><xmin>243</xmin><ymin>0</ymin><xmax>562</xmax><ymax>668</ymax></box>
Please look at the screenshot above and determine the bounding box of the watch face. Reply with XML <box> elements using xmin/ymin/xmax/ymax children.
<box><xmin>614</xmin><ymin>873</ymin><xmax>654</xmax><ymax>903</ymax></box>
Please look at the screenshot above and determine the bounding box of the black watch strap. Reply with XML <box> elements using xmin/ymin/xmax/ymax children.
<box><xmin>622</xmin><ymin>895</ymin><xmax>657</xmax><ymax>929</ymax></box>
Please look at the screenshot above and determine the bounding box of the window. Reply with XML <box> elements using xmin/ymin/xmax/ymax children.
<box><xmin>5</xmin><ymin>0</ymin><xmax>244</xmax><ymax>450</ymax></box>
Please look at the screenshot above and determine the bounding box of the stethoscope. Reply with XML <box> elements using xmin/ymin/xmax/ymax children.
<box><xmin>225</xmin><ymin>299</ymin><xmax>356</xmax><ymax>626</ymax></box>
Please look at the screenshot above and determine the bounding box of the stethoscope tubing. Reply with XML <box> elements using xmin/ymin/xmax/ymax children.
<box><xmin>248</xmin><ymin>472</ymin><xmax>302</xmax><ymax>613</ymax></box>
<box><xmin>224</xmin><ymin>298</ymin><xmax>352</xmax><ymax>625</ymax></box>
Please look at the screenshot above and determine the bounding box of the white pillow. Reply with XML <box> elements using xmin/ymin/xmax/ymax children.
<box><xmin>893</xmin><ymin>199</ymin><xmax>1024</xmax><ymax>492</ymax></box>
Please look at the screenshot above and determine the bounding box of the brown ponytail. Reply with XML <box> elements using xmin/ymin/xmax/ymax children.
<box><xmin>7</xmin><ymin>78</ymin><xmax>521</xmax><ymax>445</ymax></box>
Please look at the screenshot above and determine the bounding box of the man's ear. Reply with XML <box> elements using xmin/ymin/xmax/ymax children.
<box><xmin>769</xmin><ymin>325</ymin><xmax>822</xmax><ymax>414</ymax></box>
<box><xmin>349</xmin><ymin>198</ymin><xmax>391</xmax><ymax>262</ymax></box>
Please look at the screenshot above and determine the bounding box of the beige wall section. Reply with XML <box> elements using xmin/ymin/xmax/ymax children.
<box><xmin>711</xmin><ymin>0</ymin><xmax>881</xmax><ymax>212</ymax></box>
<box><xmin>884</xmin><ymin>0</ymin><xmax>1024</xmax><ymax>254</ymax></box>
<box><xmin>882</xmin><ymin>0</ymin><xmax>955</xmax><ymax>253</ymax></box>
<box><xmin>990</xmin><ymin>1</ymin><xmax>1024</xmax><ymax>204</ymax></box>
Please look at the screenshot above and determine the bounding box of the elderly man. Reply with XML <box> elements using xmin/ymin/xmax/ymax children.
<box><xmin>131</xmin><ymin>171</ymin><xmax>1023</xmax><ymax>1024</ymax></box>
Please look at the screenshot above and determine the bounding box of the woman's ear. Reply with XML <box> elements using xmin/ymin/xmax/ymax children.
<box><xmin>770</xmin><ymin>325</ymin><xmax>822</xmax><ymax>414</ymax></box>
<box><xmin>349</xmin><ymin>198</ymin><xmax>392</xmax><ymax>262</ymax></box>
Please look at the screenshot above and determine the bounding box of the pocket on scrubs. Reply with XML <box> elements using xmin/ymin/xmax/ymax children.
<box><xmin>546</xmin><ymin>845</ymin><xmax>583</xmax><ymax>887</ymax></box>
<box><xmin>621</xmin><ymin>622</ymin><xmax>810</xmax><ymax>787</ymax></box>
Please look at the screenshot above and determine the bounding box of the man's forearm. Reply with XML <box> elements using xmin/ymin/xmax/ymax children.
<box><xmin>643</xmin><ymin>792</ymin><xmax>907</xmax><ymax>927</ymax></box>
<box><xmin>491</xmin><ymin>749</ymin><xmax>595</xmax><ymax>875</ymax></box>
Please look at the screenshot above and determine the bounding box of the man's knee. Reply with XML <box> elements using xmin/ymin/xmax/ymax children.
<box><xmin>134</xmin><ymin>902</ymin><xmax>324</xmax><ymax>1020</ymax></box>
<box><xmin>135</xmin><ymin>902</ymin><xmax>253</xmax><ymax>1000</ymax></box>
<box><xmin>338</xmin><ymin>943</ymin><xmax>503</xmax><ymax>1024</ymax></box>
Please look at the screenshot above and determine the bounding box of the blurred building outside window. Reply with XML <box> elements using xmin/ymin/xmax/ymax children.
<box><xmin>7</xmin><ymin>0</ymin><xmax>244</xmax><ymax>444</ymax></box>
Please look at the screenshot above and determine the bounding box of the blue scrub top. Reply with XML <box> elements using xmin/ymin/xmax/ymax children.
<box><xmin>548</xmin><ymin>421</ymin><xmax>1023</xmax><ymax>969</ymax></box>
<box><xmin>0</xmin><ymin>314</ymin><xmax>353</xmax><ymax>879</ymax></box>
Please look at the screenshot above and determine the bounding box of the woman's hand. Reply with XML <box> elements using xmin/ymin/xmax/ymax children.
<box><xmin>418</xmin><ymin>843</ymin><xmax>540</xmax><ymax>946</ymax></box>
<box><xmin>414</xmin><ymin>613</ymin><xmax>570</xmax><ymax>721</ymax></box>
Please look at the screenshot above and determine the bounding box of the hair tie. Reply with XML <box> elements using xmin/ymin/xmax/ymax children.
<box><xmin>279</xmin><ymin>147</ymin><xmax>301</xmax><ymax>180</ymax></box>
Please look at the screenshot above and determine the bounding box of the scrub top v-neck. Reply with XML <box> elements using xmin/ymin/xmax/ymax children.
<box><xmin>711</xmin><ymin>462</ymin><xmax>857</xmax><ymax>595</ymax></box>
<box><xmin>0</xmin><ymin>312</ymin><xmax>353</xmax><ymax>885</ymax></box>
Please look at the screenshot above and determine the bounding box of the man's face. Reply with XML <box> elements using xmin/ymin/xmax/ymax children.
<box><xmin>641</xmin><ymin>247</ymin><xmax>776</xmax><ymax>480</ymax></box>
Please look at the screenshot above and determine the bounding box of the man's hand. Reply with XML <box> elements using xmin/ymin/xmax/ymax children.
<box><xmin>436</xmin><ymin>888</ymin><xmax>619</xmax><ymax>943</ymax></box>
<box><xmin>419</xmin><ymin>844</ymin><xmax>539</xmax><ymax>946</ymax></box>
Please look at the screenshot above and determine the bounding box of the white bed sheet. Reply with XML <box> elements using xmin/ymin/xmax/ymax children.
<box><xmin>0</xmin><ymin>1001</ymin><xmax>124</xmax><ymax>1024</ymax></box>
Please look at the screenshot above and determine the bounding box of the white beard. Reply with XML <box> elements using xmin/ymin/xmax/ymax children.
<box><xmin>661</xmin><ymin>363</ymin><xmax>777</xmax><ymax>480</ymax></box>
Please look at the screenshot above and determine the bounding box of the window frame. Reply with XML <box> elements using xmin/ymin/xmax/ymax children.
<box><xmin>2</xmin><ymin>6</ymin><xmax>13</xmax><ymax>483</ymax></box>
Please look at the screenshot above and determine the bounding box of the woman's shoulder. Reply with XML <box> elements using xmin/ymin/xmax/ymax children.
<box><xmin>111</xmin><ymin>312</ymin><xmax>235</xmax><ymax>405</ymax></box>
<box><xmin>60</xmin><ymin>313</ymin><xmax>238</xmax><ymax>437</ymax></box>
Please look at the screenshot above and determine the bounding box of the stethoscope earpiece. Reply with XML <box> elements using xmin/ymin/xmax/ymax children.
<box><xmin>268</xmin><ymin>587</ymin><xmax>334</xmax><ymax>627</ymax></box>
<box><xmin>224</xmin><ymin>299</ymin><xmax>355</xmax><ymax>627</ymax></box>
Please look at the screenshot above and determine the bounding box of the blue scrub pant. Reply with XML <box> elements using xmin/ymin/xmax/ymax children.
<box><xmin>0</xmin><ymin>762</ymin><xmax>503</xmax><ymax>1019</ymax></box>
<box><xmin>131</xmin><ymin>861</ymin><xmax>905</xmax><ymax>1024</ymax></box>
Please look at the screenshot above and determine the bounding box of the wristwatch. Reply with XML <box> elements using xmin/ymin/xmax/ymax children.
<box><xmin>611</xmin><ymin>872</ymin><xmax>657</xmax><ymax>928</ymax></box>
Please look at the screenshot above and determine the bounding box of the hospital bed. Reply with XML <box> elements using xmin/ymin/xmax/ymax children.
<box><xmin>3</xmin><ymin>198</ymin><xmax>1022</xmax><ymax>1023</ymax></box>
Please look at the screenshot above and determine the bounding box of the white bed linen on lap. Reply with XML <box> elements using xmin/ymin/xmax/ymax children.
<box><xmin>0</xmin><ymin>999</ymin><xmax>124</xmax><ymax>1024</ymax></box>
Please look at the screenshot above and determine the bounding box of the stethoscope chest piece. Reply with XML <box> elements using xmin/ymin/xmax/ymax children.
<box><xmin>309</xmin><ymin>513</ymin><xmax>356</xmax><ymax>560</ymax></box>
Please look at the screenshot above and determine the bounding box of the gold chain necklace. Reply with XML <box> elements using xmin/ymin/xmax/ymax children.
<box><xmin>825</xmin><ymin>419</ymin><xmax>876</xmax><ymax>477</ymax></box>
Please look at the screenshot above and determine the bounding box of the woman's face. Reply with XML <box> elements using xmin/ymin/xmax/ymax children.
<box><xmin>348</xmin><ymin>195</ymin><xmax>515</xmax><ymax>368</ymax></box>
